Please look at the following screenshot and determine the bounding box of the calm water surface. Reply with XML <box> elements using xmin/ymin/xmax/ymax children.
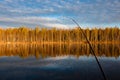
<box><xmin>0</xmin><ymin>44</ymin><xmax>120</xmax><ymax>80</ymax></box>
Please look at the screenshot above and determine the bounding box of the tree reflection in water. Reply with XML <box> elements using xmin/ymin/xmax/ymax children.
<box><xmin>0</xmin><ymin>43</ymin><xmax>119</xmax><ymax>59</ymax></box>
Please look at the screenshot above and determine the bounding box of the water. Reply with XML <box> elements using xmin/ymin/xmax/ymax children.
<box><xmin>0</xmin><ymin>44</ymin><xmax>120</xmax><ymax>80</ymax></box>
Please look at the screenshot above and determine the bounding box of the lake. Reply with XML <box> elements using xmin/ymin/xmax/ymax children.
<box><xmin>0</xmin><ymin>43</ymin><xmax>120</xmax><ymax>80</ymax></box>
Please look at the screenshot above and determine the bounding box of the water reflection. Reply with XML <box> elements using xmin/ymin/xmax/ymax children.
<box><xmin>0</xmin><ymin>44</ymin><xmax>120</xmax><ymax>80</ymax></box>
<box><xmin>0</xmin><ymin>43</ymin><xmax>120</xmax><ymax>58</ymax></box>
<box><xmin>0</xmin><ymin>56</ymin><xmax>120</xmax><ymax>80</ymax></box>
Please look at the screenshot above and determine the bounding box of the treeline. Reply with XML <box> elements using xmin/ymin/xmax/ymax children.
<box><xmin>0</xmin><ymin>27</ymin><xmax>120</xmax><ymax>42</ymax></box>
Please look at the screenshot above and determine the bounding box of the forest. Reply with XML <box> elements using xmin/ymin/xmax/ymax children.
<box><xmin>0</xmin><ymin>27</ymin><xmax>120</xmax><ymax>43</ymax></box>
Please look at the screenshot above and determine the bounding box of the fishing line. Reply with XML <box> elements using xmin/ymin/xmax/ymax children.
<box><xmin>58</xmin><ymin>17</ymin><xmax>107</xmax><ymax>80</ymax></box>
<box><xmin>69</xmin><ymin>18</ymin><xmax>108</xmax><ymax>80</ymax></box>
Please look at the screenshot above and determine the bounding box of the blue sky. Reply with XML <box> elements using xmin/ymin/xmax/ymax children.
<box><xmin>0</xmin><ymin>0</ymin><xmax>120</xmax><ymax>29</ymax></box>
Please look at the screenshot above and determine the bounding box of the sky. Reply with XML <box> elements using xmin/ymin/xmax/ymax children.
<box><xmin>0</xmin><ymin>0</ymin><xmax>120</xmax><ymax>29</ymax></box>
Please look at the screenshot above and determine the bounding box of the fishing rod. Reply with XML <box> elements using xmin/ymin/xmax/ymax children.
<box><xmin>70</xmin><ymin>18</ymin><xmax>107</xmax><ymax>80</ymax></box>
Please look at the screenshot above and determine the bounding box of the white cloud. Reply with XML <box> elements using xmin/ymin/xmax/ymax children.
<box><xmin>0</xmin><ymin>17</ymin><xmax>56</xmax><ymax>22</ymax></box>
<box><xmin>43</xmin><ymin>23</ymin><xmax>69</xmax><ymax>29</ymax></box>
<box><xmin>0</xmin><ymin>0</ymin><xmax>120</xmax><ymax>28</ymax></box>
<box><xmin>0</xmin><ymin>16</ymin><xmax>69</xmax><ymax>29</ymax></box>
<box><xmin>8</xmin><ymin>8</ymin><xmax>55</xmax><ymax>14</ymax></box>
<box><xmin>4</xmin><ymin>0</ymin><xmax>13</xmax><ymax>2</ymax></box>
